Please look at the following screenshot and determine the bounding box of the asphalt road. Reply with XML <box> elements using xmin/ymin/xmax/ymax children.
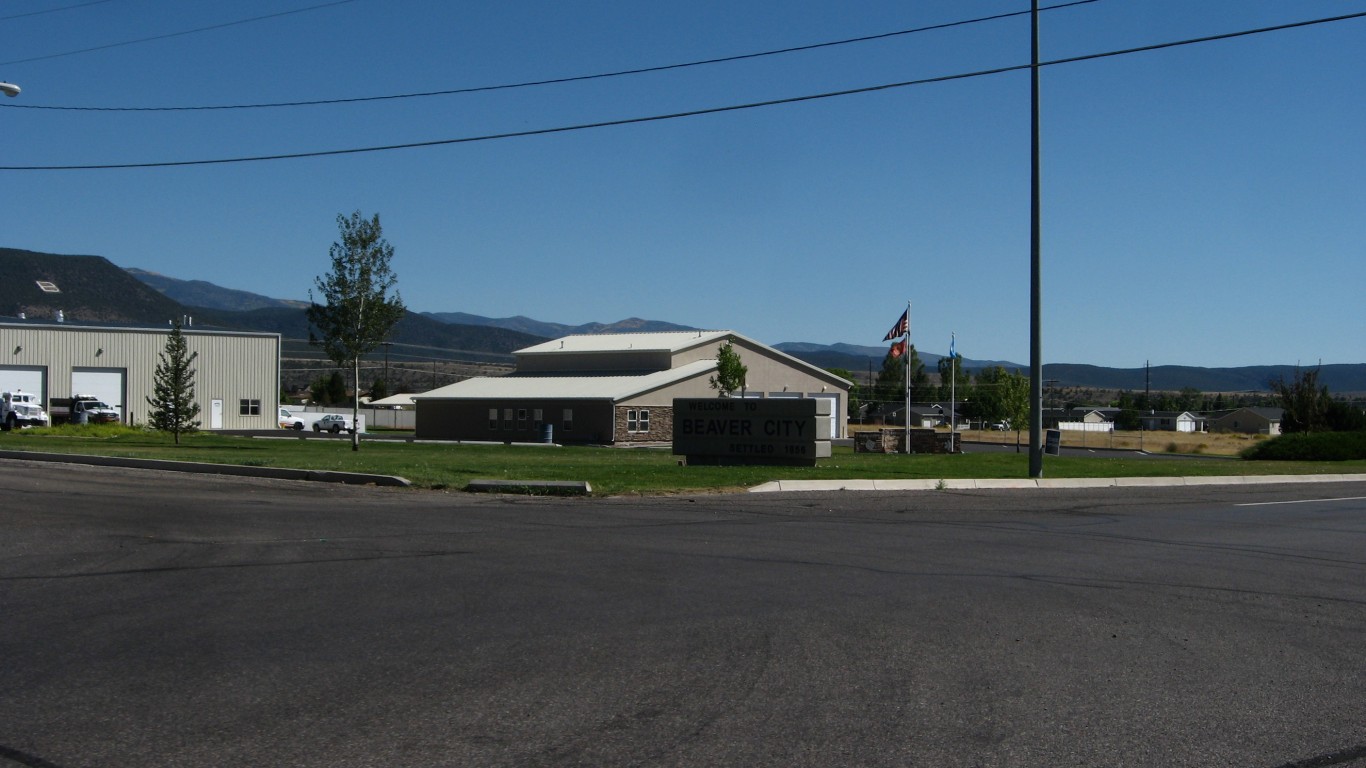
<box><xmin>2</xmin><ymin>461</ymin><xmax>1363</xmax><ymax>767</ymax></box>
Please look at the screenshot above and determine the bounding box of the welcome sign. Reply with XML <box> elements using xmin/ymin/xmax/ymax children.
<box><xmin>673</xmin><ymin>397</ymin><xmax>832</xmax><ymax>466</ymax></box>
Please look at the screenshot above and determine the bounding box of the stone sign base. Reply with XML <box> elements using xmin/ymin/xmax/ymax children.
<box><xmin>855</xmin><ymin>428</ymin><xmax>957</xmax><ymax>454</ymax></box>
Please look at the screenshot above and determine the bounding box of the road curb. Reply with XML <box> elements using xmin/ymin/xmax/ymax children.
<box><xmin>748</xmin><ymin>474</ymin><xmax>1366</xmax><ymax>493</ymax></box>
<box><xmin>0</xmin><ymin>450</ymin><xmax>412</xmax><ymax>487</ymax></box>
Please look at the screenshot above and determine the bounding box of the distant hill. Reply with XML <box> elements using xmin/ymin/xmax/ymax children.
<box><xmin>423</xmin><ymin>312</ymin><xmax>698</xmax><ymax>338</ymax></box>
<box><xmin>2</xmin><ymin>248</ymin><xmax>186</xmax><ymax>324</ymax></box>
<box><xmin>774</xmin><ymin>341</ymin><xmax>1018</xmax><ymax>374</ymax></box>
<box><xmin>127</xmin><ymin>268</ymin><xmax>305</xmax><ymax>312</ymax></box>
<box><xmin>773</xmin><ymin>343</ymin><xmax>1366</xmax><ymax>393</ymax></box>
<box><xmin>187</xmin><ymin>306</ymin><xmax>544</xmax><ymax>362</ymax></box>
<box><xmin>0</xmin><ymin>249</ymin><xmax>540</xmax><ymax>361</ymax></box>
<box><xmin>3</xmin><ymin>249</ymin><xmax>1361</xmax><ymax>393</ymax></box>
<box><xmin>1042</xmin><ymin>363</ymin><xmax>1366</xmax><ymax>394</ymax></box>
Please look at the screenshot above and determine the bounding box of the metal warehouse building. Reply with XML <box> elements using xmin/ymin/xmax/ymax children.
<box><xmin>1</xmin><ymin>321</ymin><xmax>281</xmax><ymax>430</ymax></box>
<box><xmin>414</xmin><ymin>330</ymin><xmax>851</xmax><ymax>444</ymax></box>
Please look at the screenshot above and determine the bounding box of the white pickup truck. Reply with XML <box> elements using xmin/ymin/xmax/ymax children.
<box><xmin>50</xmin><ymin>395</ymin><xmax>120</xmax><ymax>425</ymax></box>
<box><xmin>1</xmin><ymin>390</ymin><xmax>51</xmax><ymax>430</ymax></box>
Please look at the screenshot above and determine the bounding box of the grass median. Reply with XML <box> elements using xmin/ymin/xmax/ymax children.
<box><xmin>3</xmin><ymin>426</ymin><xmax>1363</xmax><ymax>495</ymax></box>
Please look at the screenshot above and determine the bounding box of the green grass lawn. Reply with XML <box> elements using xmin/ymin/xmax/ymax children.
<box><xmin>3</xmin><ymin>426</ymin><xmax>1363</xmax><ymax>495</ymax></box>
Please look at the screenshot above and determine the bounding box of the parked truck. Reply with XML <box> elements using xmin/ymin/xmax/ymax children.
<box><xmin>50</xmin><ymin>395</ymin><xmax>121</xmax><ymax>425</ymax></box>
<box><xmin>1</xmin><ymin>390</ymin><xmax>51</xmax><ymax>431</ymax></box>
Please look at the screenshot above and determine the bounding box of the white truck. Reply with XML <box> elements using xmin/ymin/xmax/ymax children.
<box><xmin>50</xmin><ymin>394</ymin><xmax>121</xmax><ymax>425</ymax></box>
<box><xmin>1</xmin><ymin>390</ymin><xmax>51</xmax><ymax>431</ymax></box>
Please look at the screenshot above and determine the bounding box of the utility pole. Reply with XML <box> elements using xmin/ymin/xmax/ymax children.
<box><xmin>1028</xmin><ymin>0</ymin><xmax>1045</xmax><ymax>478</ymax></box>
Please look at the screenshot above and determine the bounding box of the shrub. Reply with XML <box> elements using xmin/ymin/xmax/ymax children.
<box><xmin>1164</xmin><ymin>442</ymin><xmax>1180</xmax><ymax>453</ymax></box>
<box><xmin>1240</xmin><ymin>431</ymin><xmax>1366</xmax><ymax>461</ymax></box>
<box><xmin>20</xmin><ymin>423</ymin><xmax>146</xmax><ymax>439</ymax></box>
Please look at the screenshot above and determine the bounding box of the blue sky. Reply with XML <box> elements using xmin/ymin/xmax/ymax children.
<box><xmin>3</xmin><ymin>0</ymin><xmax>1362</xmax><ymax>368</ymax></box>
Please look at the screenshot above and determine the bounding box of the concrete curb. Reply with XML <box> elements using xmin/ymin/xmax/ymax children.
<box><xmin>466</xmin><ymin>479</ymin><xmax>593</xmax><ymax>496</ymax></box>
<box><xmin>748</xmin><ymin>474</ymin><xmax>1366</xmax><ymax>493</ymax></box>
<box><xmin>0</xmin><ymin>450</ymin><xmax>411</xmax><ymax>487</ymax></box>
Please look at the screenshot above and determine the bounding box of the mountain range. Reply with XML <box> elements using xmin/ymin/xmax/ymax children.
<box><xmin>3</xmin><ymin>248</ymin><xmax>1363</xmax><ymax>393</ymax></box>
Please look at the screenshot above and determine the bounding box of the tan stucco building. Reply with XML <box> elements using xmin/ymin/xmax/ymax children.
<box><xmin>1</xmin><ymin>321</ymin><xmax>280</xmax><ymax>430</ymax></box>
<box><xmin>415</xmin><ymin>331</ymin><xmax>850</xmax><ymax>444</ymax></box>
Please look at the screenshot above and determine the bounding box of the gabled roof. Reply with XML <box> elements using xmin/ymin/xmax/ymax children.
<box><xmin>514</xmin><ymin>329</ymin><xmax>852</xmax><ymax>389</ymax></box>
<box><xmin>1213</xmin><ymin>406</ymin><xmax>1284</xmax><ymax>421</ymax></box>
<box><xmin>516</xmin><ymin>330</ymin><xmax>732</xmax><ymax>356</ymax></box>
<box><xmin>368</xmin><ymin>393</ymin><xmax>417</xmax><ymax>408</ymax></box>
<box><xmin>414</xmin><ymin>360</ymin><xmax>718</xmax><ymax>402</ymax></box>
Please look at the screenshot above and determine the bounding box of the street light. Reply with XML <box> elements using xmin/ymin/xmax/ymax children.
<box><xmin>0</xmin><ymin>82</ymin><xmax>20</xmax><ymax>98</ymax></box>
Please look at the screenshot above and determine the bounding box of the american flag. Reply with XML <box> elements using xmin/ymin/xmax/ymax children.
<box><xmin>882</xmin><ymin>309</ymin><xmax>909</xmax><ymax>341</ymax></box>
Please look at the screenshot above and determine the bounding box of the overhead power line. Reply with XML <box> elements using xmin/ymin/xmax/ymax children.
<box><xmin>6</xmin><ymin>0</ymin><xmax>1099</xmax><ymax>112</ymax></box>
<box><xmin>0</xmin><ymin>0</ymin><xmax>117</xmax><ymax>22</ymax></box>
<box><xmin>0</xmin><ymin>0</ymin><xmax>359</xmax><ymax>66</ymax></box>
<box><xmin>2</xmin><ymin>10</ymin><xmax>1362</xmax><ymax>172</ymax></box>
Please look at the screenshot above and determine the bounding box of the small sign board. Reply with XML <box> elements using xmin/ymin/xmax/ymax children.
<box><xmin>673</xmin><ymin>397</ymin><xmax>832</xmax><ymax>466</ymax></box>
<box><xmin>1045</xmin><ymin>428</ymin><xmax>1062</xmax><ymax>456</ymax></box>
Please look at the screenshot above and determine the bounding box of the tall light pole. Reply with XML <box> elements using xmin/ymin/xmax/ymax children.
<box><xmin>1028</xmin><ymin>0</ymin><xmax>1045</xmax><ymax>478</ymax></box>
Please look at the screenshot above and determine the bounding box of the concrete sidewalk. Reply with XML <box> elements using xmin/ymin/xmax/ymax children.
<box><xmin>749</xmin><ymin>474</ymin><xmax>1366</xmax><ymax>493</ymax></box>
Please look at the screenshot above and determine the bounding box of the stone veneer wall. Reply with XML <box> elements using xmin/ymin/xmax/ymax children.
<box><xmin>614</xmin><ymin>405</ymin><xmax>675</xmax><ymax>443</ymax></box>
<box><xmin>855</xmin><ymin>428</ymin><xmax>956</xmax><ymax>454</ymax></box>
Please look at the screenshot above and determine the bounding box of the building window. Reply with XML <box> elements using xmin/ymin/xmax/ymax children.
<box><xmin>563</xmin><ymin>409</ymin><xmax>573</xmax><ymax>433</ymax></box>
<box><xmin>503</xmin><ymin>408</ymin><xmax>514</xmax><ymax>430</ymax></box>
<box><xmin>627</xmin><ymin>409</ymin><xmax>650</xmax><ymax>434</ymax></box>
<box><xmin>489</xmin><ymin>408</ymin><xmax>498</xmax><ymax>430</ymax></box>
<box><xmin>533</xmin><ymin>409</ymin><xmax>543</xmax><ymax>430</ymax></box>
<box><xmin>239</xmin><ymin>399</ymin><xmax>261</xmax><ymax>416</ymax></box>
<box><xmin>517</xmin><ymin>409</ymin><xmax>528</xmax><ymax>430</ymax></box>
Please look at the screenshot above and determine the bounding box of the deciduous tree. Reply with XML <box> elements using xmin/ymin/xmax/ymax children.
<box><xmin>709</xmin><ymin>341</ymin><xmax>748</xmax><ymax>397</ymax></box>
<box><xmin>307</xmin><ymin>211</ymin><xmax>406</xmax><ymax>450</ymax></box>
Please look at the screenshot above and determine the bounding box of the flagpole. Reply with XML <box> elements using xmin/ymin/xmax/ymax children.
<box><xmin>950</xmin><ymin>332</ymin><xmax>956</xmax><ymax>454</ymax></box>
<box><xmin>904</xmin><ymin>300</ymin><xmax>911</xmax><ymax>454</ymax></box>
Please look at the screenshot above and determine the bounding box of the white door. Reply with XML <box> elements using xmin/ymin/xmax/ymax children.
<box><xmin>0</xmin><ymin>366</ymin><xmax>46</xmax><ymax>403</ymax></box>
<box><xmin>211</xmin><ymin>399</ymin><xmax>224</xmax><ymax>429</ymax></box>
<box><xmin>812</xmin><ymin>393</ymin><xmax>841</xmax><ymax>439</ymax></box>
<box><xmin>71</xmin><ymin>368</ymin><xmax>126</xmax><ymax>423</ymax></box>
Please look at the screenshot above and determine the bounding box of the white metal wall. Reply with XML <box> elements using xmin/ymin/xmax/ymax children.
<box><xmin>0</xmin><ymin>323</ymin><xmax>280</xmax><ymax>429</ymax></box>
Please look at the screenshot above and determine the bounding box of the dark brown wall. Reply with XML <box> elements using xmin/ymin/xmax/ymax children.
<box><xmin>416</xmin><ymin>399</ymin><xmax>616</xmax><ymax>443</ymax></box>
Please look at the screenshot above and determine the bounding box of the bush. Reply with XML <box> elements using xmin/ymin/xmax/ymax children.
<box><xmin>19</xmin><ymin>423</ymin><xmax>147</xmax><ymax>438</ymax></box>
<box><xmin>1240</xmin><ymin>431</ymin><xmax>1366</xmax><ymax>461</ymax></box>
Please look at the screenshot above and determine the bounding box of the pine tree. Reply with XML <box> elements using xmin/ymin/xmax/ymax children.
<box><xmin>146</xmin><ymin>321</ymin><xmax>200</xmax><ymax>444</ymax></box>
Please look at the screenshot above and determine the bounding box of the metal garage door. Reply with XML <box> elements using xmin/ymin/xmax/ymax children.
<box><xmin>0</xmin><ymin>366</ymin><xmax>47</xmax><ymax>403</ymax></box>
<box><xmin>71</xmin><ymin>368</ymin><xmax>127</xmax><ymax>423</ymax></box>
